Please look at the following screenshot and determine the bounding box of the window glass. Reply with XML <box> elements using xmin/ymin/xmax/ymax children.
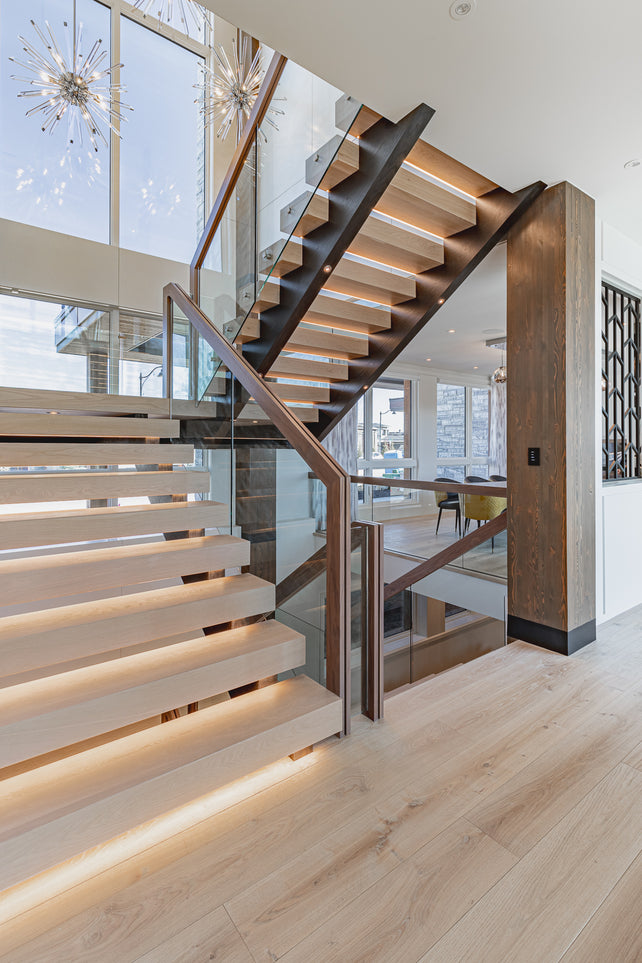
<box><xmin>0</xmin><ymin>0</ymin><xmax>110</xmax><ymax>242</ymax></box>
<box><xmin>0</xmin><ymin>294</ymin><xmax>94</xmax><ymax>391</ymax></box>
<box><xmin>471</xmin><ymin>387</ymin><xmax>490</xmax><ymax>458</ymax></box>
<box><xmin>356</xmin><ymin>395</ymin><xmax>365</xmax><ymax>459</ymax></box>
<box><xmin>437</xmin><ymin>383</ymin><xmax>466</xmax><ymax>459</ymax></box>
<box><xmin>120</xmin><ymin>15</ymin><xmax>204</xmax><ymax>261</ymax></box>
<box><xmin>438</xmin><ymin>464</ymin><xmax>466</xmax><ymax>483</ymax></box>
<box><xmin>371</xmin><ymin>382</ymin><xmax>407</xmax><ymax>459</ymax></box>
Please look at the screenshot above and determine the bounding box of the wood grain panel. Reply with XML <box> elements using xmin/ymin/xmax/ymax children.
<box><xmin>285</xmin><ymin>326</ymin><xmax>369</xmax><ymax>361</ymax></box>
<box><xmin>507</xmin><ymin>182</ymin><xmax>596</xmax><ymax>650</ymax></box>
<box><xmin>305</xmin><ymin>293</ymin><xmax>391</xmax><ymax>334</ymax></box>
<box><xmin>349</xmin><ymin>215</ymin><xmax>444</xmax><ymax>274</ymax></box>
<box><xmin>0</xmin><ymin>387</ymin><xmax>171</xmax><ymax>416</ymax></box>
<box><xmin>325</xmin><ymin>257</ymin><xmax>416</xmax><ymax>305</ymax></box>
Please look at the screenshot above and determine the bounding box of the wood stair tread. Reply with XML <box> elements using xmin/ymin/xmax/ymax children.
<box><xmin>268</xmin><ymin>383</ymin><xmax>330</xmax><ymax>404</ymax></box>
<box><xmin>268</xmin><ymin>356</ymin><xmax>350</xmax><ymax>383</ymax></box>
<box><xmin>305</xmin><ymin>292</ymin><xmax>391</xmax><ymax>334</ymax></box>
<box><xmin>0</xmin><ymin>534</ymin><xmax>249</xmax><ymax>606</ymax></box>
<box><xmin>349</xmin><ymin>215</ymin><xmax>444</xmax><ymax>275</ymax></box>
<box><xmin>239</xmin><ymin>403</ymin><xmax>319</xmax><ymax>423</ymax></box>
<box><xmin>0</xmin><ymin>573</ymin><xmax>274</xmax><ymax>679</ymax></box>
<box><xmin>325</xmin><ymin>256</ymin><xmax>416</xmax><ymax>305</ymax></box>
<box><xmin>0</xmin><ymin>620</ymin><xmax>305</xmax><ymax>769</ymax></box>
<box><xmin>0</xmin><ymin>413</ymin><xmax>180</xmax><ymax>438</ymax></box>
<box><xmin>377</xmin><ymin>166</ymin><xmax>477</xmax><ymax>237</ymax></box>
<box><xmin>406</xmin><ymin>139</ymin><xmax>498</xmax><ymax>198</ymax></box>
<box><xmin>305</xmin><ymin>135</ymin><xmax>360</xmax><ymax>191</ymax></box>
<box><xmin>0</xmin><ymin>388</ymin><xmax>175</xmax><ymax>417</ymax></box>
<box><xmin>0</xmin><ymin>443</ymin><xmax>194</xmax><ymax>468</ymax></box>
<box><xmin>280</xmin><ymin>192</ymin><xmax>329</xmax><ymax>238</ymax></box>
<box><xmin>0</xmin><ymin>500</ymin><xmax>229</xmax><ymax>551</ymax></box>
<box><xmin>0</xmin><ymin>469</ymin><xmax>210</xmax><ymax>504</ymax></box>
<box><xmin>0</xmin><ymin>675</ymin><xmax>342</xmax><ymax>891</ymax></box>
<box><xmin>285</xmin><ymin>326</ymin><xmax>369</xmax><ymax>361</ymax></box>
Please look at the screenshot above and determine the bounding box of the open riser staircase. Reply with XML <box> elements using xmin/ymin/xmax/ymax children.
<box><xmin>201</xmin><ymin>94</ymin><xmax>543</xmax><ymax>438</ymax></box>
<box><xmin>0</xmin><ymin>388</ymin><xmax>342</xmax><ymax>894</ymax></box>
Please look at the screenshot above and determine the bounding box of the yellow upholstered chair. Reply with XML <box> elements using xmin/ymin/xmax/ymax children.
<box><xmin>463</xmin><ymin>492</ymin><xmax>507</xmax><ymax>548</ymax></box>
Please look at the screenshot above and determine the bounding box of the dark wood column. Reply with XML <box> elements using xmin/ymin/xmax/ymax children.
<box><xmin>507</xmin><ymin>181</ymin><xmax>596</xmax><ymax>655</ymax></box>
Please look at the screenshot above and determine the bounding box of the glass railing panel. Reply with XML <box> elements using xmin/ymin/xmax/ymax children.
<box><xmin>383</xmin><ymin>587</ymin><xmax>506</xmax><ymax>694</ymax></box>
<box><xmin>449</xmin><ymin>526</ymin><xmax>507</xmax><ymax>579</ymax></box>
<box><xmin>232</xmin><ymin>374</ymin><xmax>329</xmax><ymax>687</ymax></box>
<box><xmin>198</xmin><ymin>142</ymin><xmax>257</xmax><ymax>353</ymax></box>
<box><xmin>170</xmin><ymin>305</ymin><xmax>191</xmax><ymax>401</ymax></box>
<box><xmin>356</xmin><ymin>479</ymin><xmax>507</xmax><ymax>580</ymax></box>
<box><xmin>194</xmin><ymin>50</ymin><xmax>362</xmax><ymax>353</ymax></box>
<box><xmin>254</xmin><ymin>61</ymin><xmax>361</xmax><ymax>300</ymax></box>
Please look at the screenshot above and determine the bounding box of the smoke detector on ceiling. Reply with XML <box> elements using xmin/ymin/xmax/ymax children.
<box><xmin>450</xmin><ymin>0</ymin><xmax>477</xmax><ymax>19</ymax></box>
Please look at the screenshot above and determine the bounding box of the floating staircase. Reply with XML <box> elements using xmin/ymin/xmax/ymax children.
<box><xmin>0</xmin><ymin>388</ymin><xmax>342</xmax><ymax>893</ymax></box>
<box><xmin>210</xmin><ymin>94</ymin><xmax>543</xmax><ymax>438</ymax></box>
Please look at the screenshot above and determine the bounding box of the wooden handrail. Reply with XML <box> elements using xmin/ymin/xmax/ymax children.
<box><xmin>190</xmin><ymin>51</ymin><xmax>288</xmax><ymax>298</ymax></box>
<box><xmin>383</xmin><ymin>512</ymin><xmax>507</xmax><ymax>600</ymax></box>
<box><xmin>351</xmin><ymin>475</ymin><xmax>507</xmax><ymax>498</ymax></box>
<box><xmin>163</xmin><ymin>282</ymin><xmax>351</xmax><ymax>732</ymax></box>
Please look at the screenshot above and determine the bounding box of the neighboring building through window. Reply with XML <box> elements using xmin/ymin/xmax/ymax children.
<box><xmin>436</xmin><ymin>382</ymin><xmax>490</xmax><ymax>481</ymax></box>
<box><xmin>602</xmin><ymin>280</ymin><xmax>641</xmax><ymax>480</ymax></box>
<box><xmin>357</xmin><ymin>378</ymin><xmax>415</xmax><ymax>504</ymax></box>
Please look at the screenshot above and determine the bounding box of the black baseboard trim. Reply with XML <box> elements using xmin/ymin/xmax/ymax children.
<box><xmin>507</xmin><ymin>615</ymin><xmax>596</xmax><ymax>655</ymax></box>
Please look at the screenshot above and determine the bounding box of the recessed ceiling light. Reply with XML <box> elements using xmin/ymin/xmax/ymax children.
<box><xmin>473</xmin><ymin>366</ymin><xmax>479</xmax><ymax>369</ymax></box>
<box><xmin>450</xmin><ymin>0</ymin><xmax>476</xmax><ymax>19</ymax></box>
<box><xmin>448</xmin><ymin>329</ymin><xmax>455</xmax><ymax>334</ymax></box>
<box><xmin>624</xmin><ymin>159</ymin><xmax>640</xmax><ymax>169</ymax></box>
<box><xmin>426</xmin><ymin>357</ymin><xmax>432</xmax><ymax>362</ymax></box>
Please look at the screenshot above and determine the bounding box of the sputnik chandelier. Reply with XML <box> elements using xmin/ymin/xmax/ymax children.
<box><xmin>195</xmin><ymin>37</ymin><xmax>283</xmax><ymax>142</ymax></box>
<box><xmin>9</xmin><ymin>1</ymin><xmax>131</xmax><ymax>153</ymax></box>
<box><xmin>132</xmin><ymin>0</ymin><xmax>211</xmax><ymax>37</ymax></box>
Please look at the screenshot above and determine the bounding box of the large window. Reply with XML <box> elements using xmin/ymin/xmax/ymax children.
<box><xmin>602</xmin><ymin>281</ymin><xmax>641</xmax><ymax>480</ymax></box>
<box><xmin>0</xmin><ymin>0</ymin><xmax>111</xmax><ymax>242</ymax></box>
<box><xmin>437</xmin><ymin>382</ymin><xmax>490</xmax><ymax>482</ymax></box>
<box><xmin>0</xmin><ymin>0</ymin><xmax>206</xmax><ymax>258</ymax></box>
<box><xmin>357</xmin><ymin>378</ymin><xmax>415</xmax><ymax>504</ymax></box>
<box><xmin>119</xmin><ymin>16</ymin><xmax>205</xmax><ymax>261</ymax></box>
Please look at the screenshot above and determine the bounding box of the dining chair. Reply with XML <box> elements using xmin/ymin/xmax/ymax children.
<box><xmin>433</xmin><ymin>477</ymin><xmax>461</xmax><ymax>535</ymax></box>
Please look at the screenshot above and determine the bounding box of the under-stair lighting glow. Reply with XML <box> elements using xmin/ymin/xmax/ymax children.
<box><xmin>438</xmin><ymin>298</ymin><xmax>445</xmax><ymax>304</ymax></box>
<box><xmin>402</xmin><ymin>161</ymin><xmax>477</xmax><ymax>202</ymax></box>
<box><xmin>323</xmin><ymin>264</ymin><xmax>333</xmax><ymax>274</ymax></box>
<box><xmin>371</xmin><ymin>208</ymin><xmax>446</xmax><ymax>242</ymax></box>
<box><xmin>0</xmin><ymin>753</ymin><xmax>317</xmax><ymax>944</ymax></box>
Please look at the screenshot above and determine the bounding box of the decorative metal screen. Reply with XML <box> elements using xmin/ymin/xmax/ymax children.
<box><xmin>602</xmin><ymin>281</ymin><xmax>641</xmax><ymax>480</ymax></box>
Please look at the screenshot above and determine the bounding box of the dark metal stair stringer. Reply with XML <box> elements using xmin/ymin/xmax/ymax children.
<box><xmin>242</xmin><ymin>102</ymin><xmax>435</xmax><ymax>376</ymax></box>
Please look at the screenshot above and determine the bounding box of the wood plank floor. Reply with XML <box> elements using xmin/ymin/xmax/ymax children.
<box><xmin>2</xmin><ymin>606</ymin><xmax>642</xmax><ymax>962</ymax></box>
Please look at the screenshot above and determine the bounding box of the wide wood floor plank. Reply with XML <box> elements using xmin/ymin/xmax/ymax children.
<box><xmin>466</xmin><ymin>689</ymin><xmax>642</xmax><ymax>856</ymax></box>
<box><xmin>419</xmin><ymin>764</ymin><xmax>642</xmax><ymax>963</ymax></box>
<box><xmin>559</xmin><ymin>848</ymin><xmax>642</xmax><ymax>963</ymax></box>
<box><xmin>280</xmin><ymin>818</ymin><xmax>516</xmax><ymax>963</ymax></box>
<box><xmin>226</xmin><ymin>807</ymin><xmax>402</xmax><ymax>961</ymax></box>
<box><xmin>135</xmin><ymin>906</ymin><xmax>253</xmax><ymax>963</ymax></box>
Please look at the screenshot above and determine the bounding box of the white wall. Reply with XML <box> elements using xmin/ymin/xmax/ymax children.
<box><xmin>0</xmin><ymin>217</ymin><xmax>190</xmax><ymax>315</ymax></box>
<box><xmin>596</xmin><ymin>220</ymin><xmax>642</xmax><ymax>622</ymax></box>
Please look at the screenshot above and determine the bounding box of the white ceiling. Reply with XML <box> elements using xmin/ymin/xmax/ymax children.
<box><xmin>203</xmin><ymin>0</ymin><xmax>640</xmax><ymax>372</ymax></box>
<box><xmin>204</xmin><ymin>0</ymin><xmax>642</xmax><ymax>244</ymax></box>
<box><xmin>397</xmin><ymin>244</ymin><xmax>506</xmax><ymax>376</ymax></box>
